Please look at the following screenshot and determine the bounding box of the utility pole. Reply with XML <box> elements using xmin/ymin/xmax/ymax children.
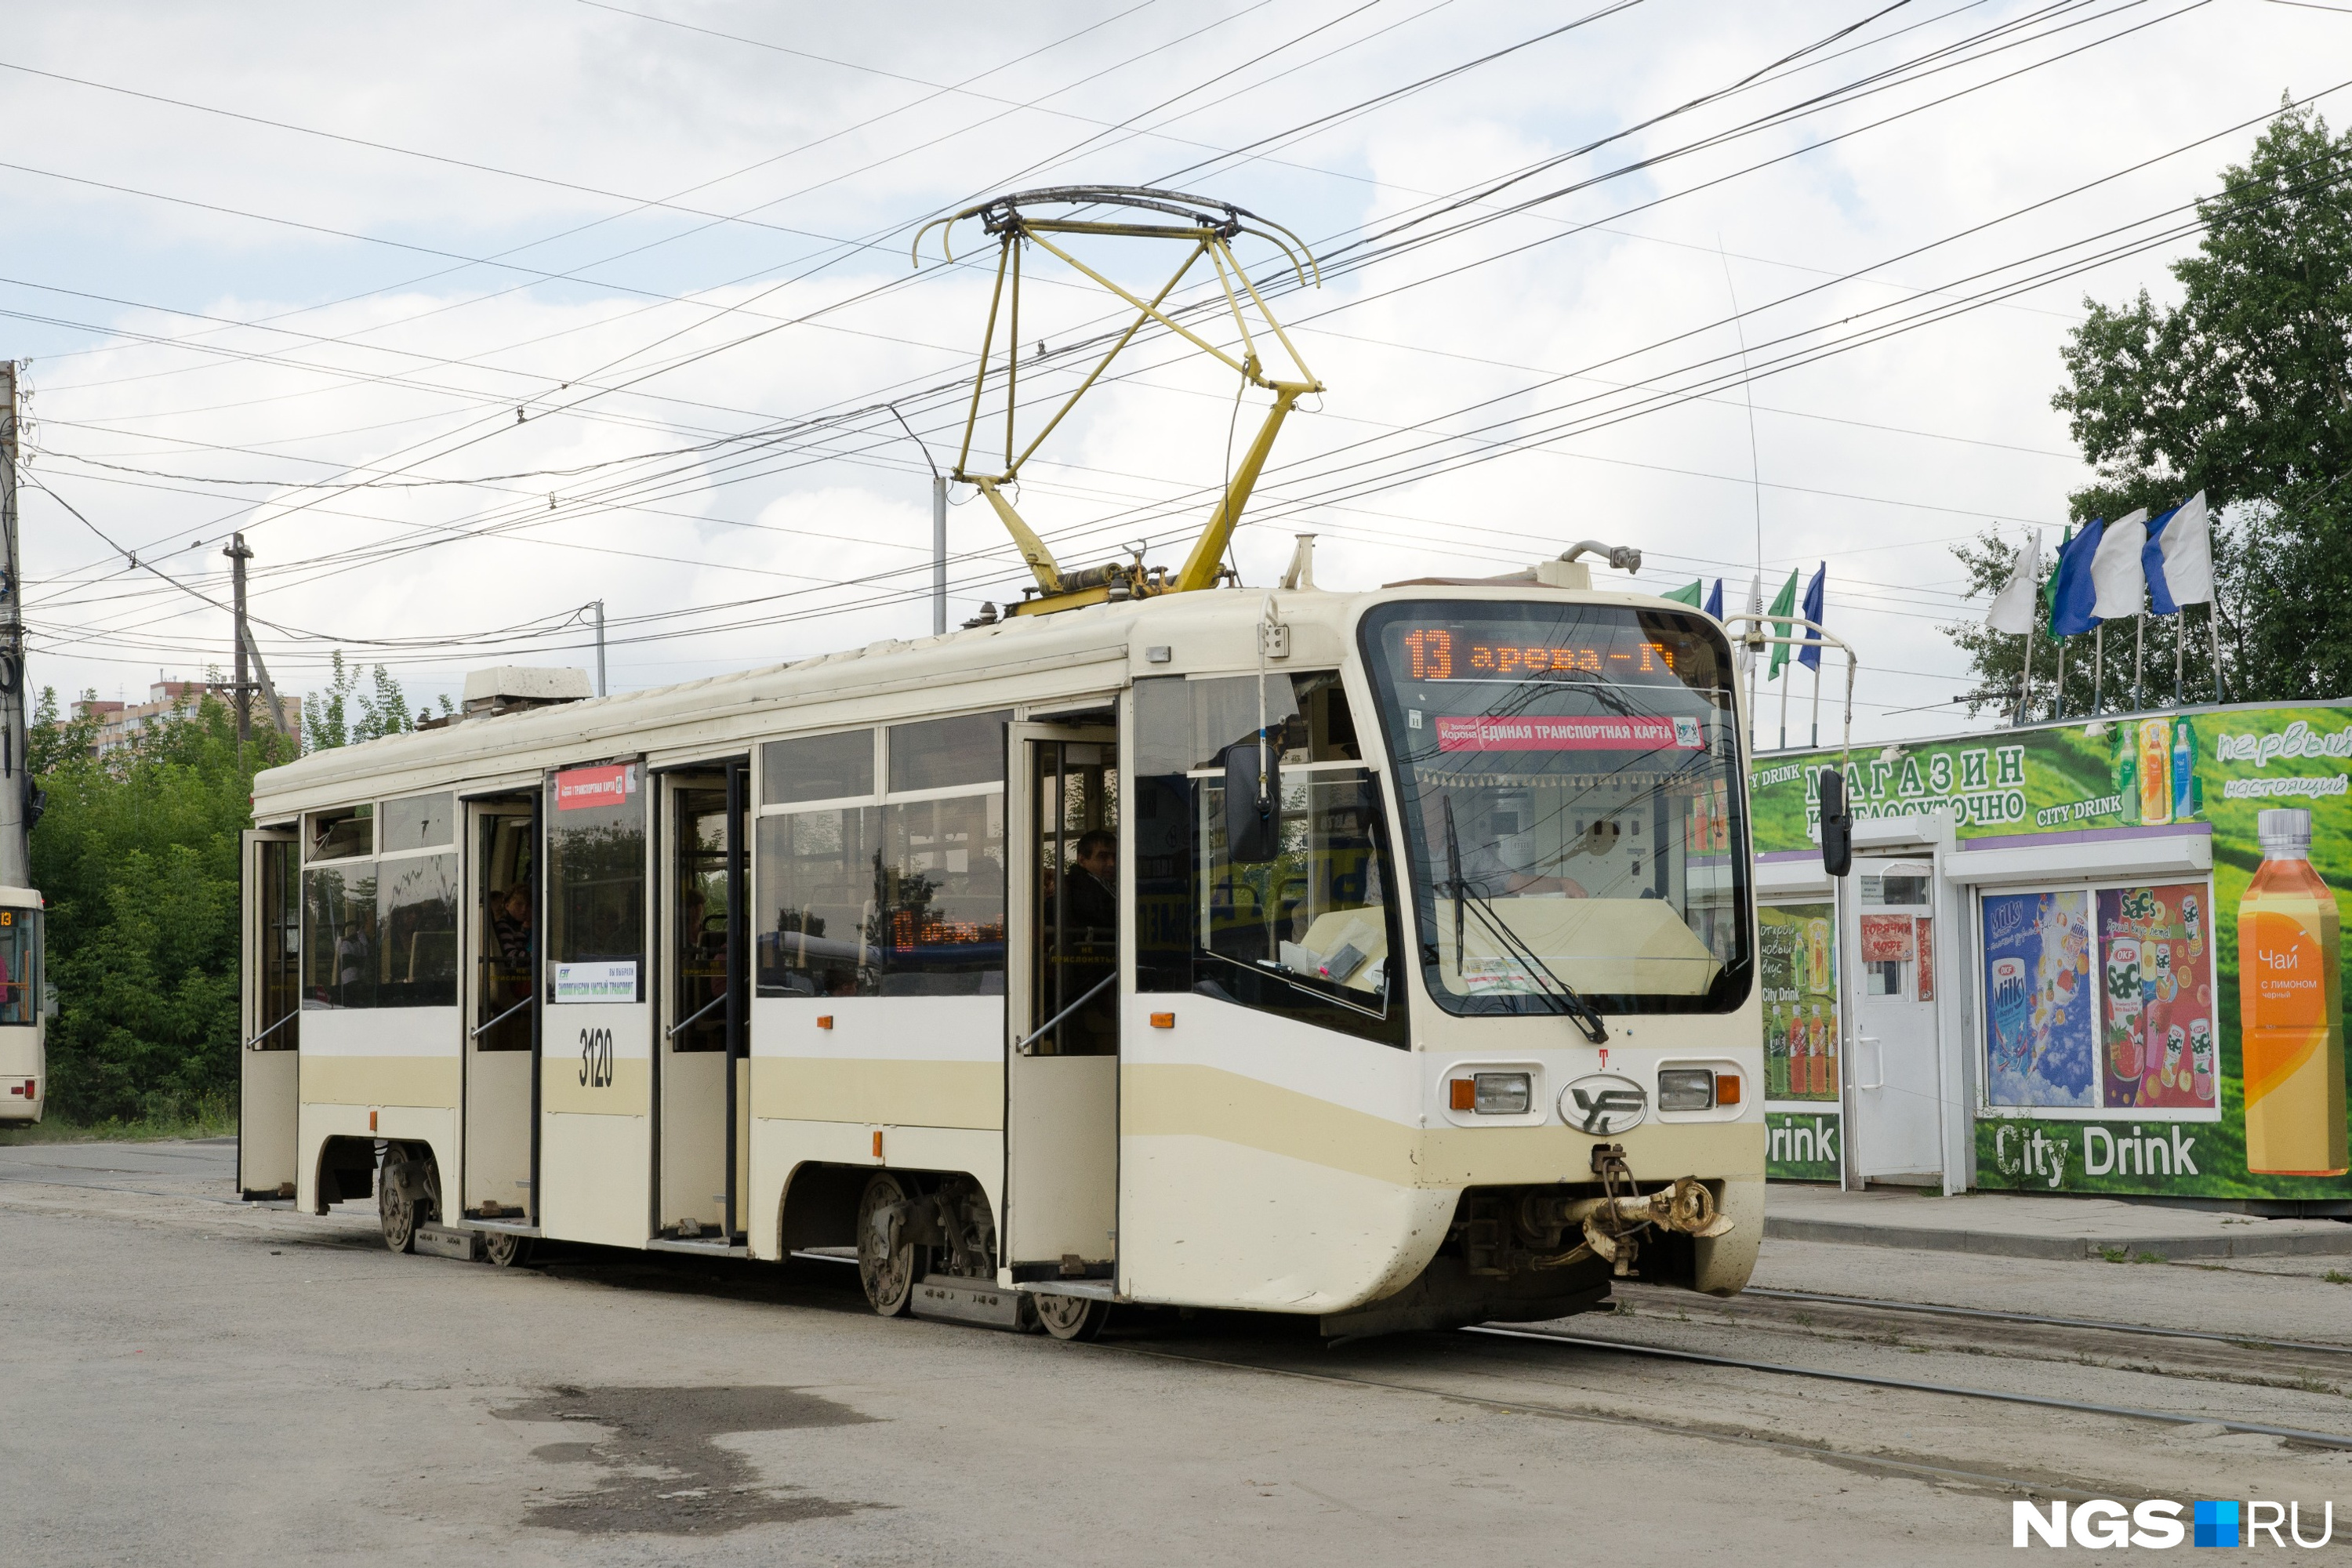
<box><xmin>593</xmin><ymin>600</ymin><xmax>606</xmax><ymax>697</ymax></box>
<box><xmin>0</xmin><ymin>363</ymin><xmax>27</xmax><ymax>889</ymax></box>
<box><xmin>224</xmin><ymin>532</ymin><xmax>254</xmax><ymax>761</ymax></box>
<box><xmin>932</xmin><ymin>475</ymin><xmax>947</xmax><ymax>636</ymax></box>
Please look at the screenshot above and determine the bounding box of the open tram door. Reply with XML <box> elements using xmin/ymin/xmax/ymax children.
<box><xmin>238</xmin><ymin>827</ymin><xmax>300</xmax><ymax>1199</ymax></box>
<box><xmin>463</xmin><ymin>799</ymin><xmax>539</xmax><ymax>1237</ymax></box>
<box><xmin>653</xmin><ymin>761</ymin><xmax>750</xmax><ymax>1250</ymax></box>
<box><xmin>1003</xmin><ymin>720</ymin><xmax>1120</xmax><ymax>1301</ymax></box>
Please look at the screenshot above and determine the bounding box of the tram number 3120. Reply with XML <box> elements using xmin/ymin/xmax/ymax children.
<box><xmin>578</xmin><ymin>1027</ymin><xmax>615</xmax><ymax>1088</ymax></box>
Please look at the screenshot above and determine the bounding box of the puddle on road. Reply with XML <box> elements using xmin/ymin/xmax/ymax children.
<box><xmin>497</xmin><ymin>1384</ymin><xmax>877</xmax><ymax>1535</ymax></box>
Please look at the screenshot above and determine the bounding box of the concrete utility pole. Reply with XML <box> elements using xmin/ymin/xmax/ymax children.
<box><xmin>0</xmin><ymin>363</ymin><xmax>27</xmax><ymax>888</ymax></box>
<box><xmin>593</xmin><ymin>600</ymin><xmax>606</xmax><ymax>697</ymax></box>
<box><xmin>933</xmin><ymin>474</ymin><xmax>947</xmax><ymax>637</ymax></box>
<box><xmin>224</xmin><ymin>532</ymin><xmax>254</xmax><ymax>754</ymax></box>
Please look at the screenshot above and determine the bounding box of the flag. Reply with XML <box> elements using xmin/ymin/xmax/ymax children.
<box><xmin>2040</xmin><ymin>524</ymin><xmax>2071</xmax><ymax>643</ymax></box>
<box><xmin>1662</xmin><ymin>579</ymin><xmax>1704</xmax><ymax>607</ymax></box>
<box><xmin>1798</xmin><ymin>564</ymin><xmax>1826</xmax><ymax>670</ymax></box>
<box><xmin>1766</xmin><ymin>567</ymin><xmax>1801</xmax><ymax>677</ymax></box>
<box><xmin>2049</xmin><ymin>519</ymin><xmax>2106</xmax><ymax>637</ymax></box>
<box><xmin>1704</xmin><ymin>578</ymin><xmax>1723</xmax><ymax>619</ymax></box>
<box><xmin>2143</xmin><ymin>491</ymin><xmax>2212</xmax><ymax>612</ymax></box>
<box><xmin>1985</xmin><ymin>529</ymin><xmax>2042</xmax><ymax>635</ymax></box>
<box><xmin>2089</xmin><ymin>508</ymin><xmax>2148</xmax><ymax>620</ymax></box>
<box><xmin>1736</xmin><ymin>574</ymin><xmax>1762</xmax><ymax>674</ymax></box>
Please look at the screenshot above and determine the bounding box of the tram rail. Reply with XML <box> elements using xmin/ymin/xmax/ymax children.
<box><xmin>1737</xmin><ymin>1284</ymin><xmax>2352</xmax><ymax>1357</ymax></box>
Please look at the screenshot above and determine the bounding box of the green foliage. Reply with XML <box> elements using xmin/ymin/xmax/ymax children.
<box><xmin>31</xmin><ymin>691</ymin><xmax>296</xmax><ymax>1123</ymax></box>
<box><xmin>1951</xmin><ymin>105</ymin><xmax>2352</xmax><ymax>707</ymax></box>
<box><xmin>303</xmin><ymin>650</ymin><xmax>416</xmax><ymax>751</ymax></box>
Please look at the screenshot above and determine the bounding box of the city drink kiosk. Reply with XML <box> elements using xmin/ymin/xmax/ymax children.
<box><xmin>1750</xmin><ymin>699</ymin><xmax>2351</xmax><ymax>1208</ymax></box>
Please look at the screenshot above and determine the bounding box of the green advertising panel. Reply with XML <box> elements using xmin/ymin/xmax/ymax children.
<box><xmin>1751</xmin><ymin>703</ymin><xmax>2352</xmax><ymax>1200</ymax></box>
<box><xmin>1766</xmin><ymin>1109</ymin><xmax>1841</xmax><ymax>1181</ymax></box>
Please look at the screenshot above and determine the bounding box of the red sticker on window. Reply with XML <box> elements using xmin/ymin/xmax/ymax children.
<box><xmin>1434</xmin><ymin>715</ymin><xmax>1697</xmax><ymax>752</ymax></box>
<box><xmin>554</xmin><ymin>764</ymin><xmax>635</xmax><ymax>811</ymax></box>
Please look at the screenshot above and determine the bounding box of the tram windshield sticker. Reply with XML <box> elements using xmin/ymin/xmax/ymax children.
<box><xmin>555</xmin><ymin>764</ymin><xmax>637</xmax><ymax>811</ymax></box>
<box><xmin>1982</xmin><ymin>890</ymin><xmax>2096</xmax><ymax>1108</ymax></box>
<box><xmin>1432</xmin><ymin>715</ymin><xmax>1700</xmax><ymax>752</ymax></box>
<box><xmin>554</xmin><ymin>960</ymin><xmax>637</xmax><ymax>1002</ymax></box>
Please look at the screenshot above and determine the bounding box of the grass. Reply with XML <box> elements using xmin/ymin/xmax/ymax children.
<box><xmin>0</xmin><ymin>1093</ymin><xmax>235</xmax><ymax>1146</ymax></box>
<box><xmin>2325</xmin><ymin>1270</ymin><xmax>2351</xmax><ymax>1287</ymax></box>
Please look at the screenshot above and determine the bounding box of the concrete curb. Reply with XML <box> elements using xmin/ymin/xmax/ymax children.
<box><xmin>1762</xmin><ymin>1214</ymin><xmax>2352</xmax><ymax>1261</ymax></box>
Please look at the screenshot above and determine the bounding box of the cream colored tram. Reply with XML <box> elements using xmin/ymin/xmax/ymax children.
<box><xmin>241</xmin><ymin>572</ymin><xmax>1763</xmax><ymax>1337</ymax></box>
<box><xmin>0</xmin><ymin>884</ymin><xmax>46</xmax><ymax>1123</ymax></box>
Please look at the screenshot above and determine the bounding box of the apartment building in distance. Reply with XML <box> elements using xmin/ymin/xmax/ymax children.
<box><xmin>75</xmin><ymin>680</ymin><xmax>301</xmax><ymax>755</ymax></box>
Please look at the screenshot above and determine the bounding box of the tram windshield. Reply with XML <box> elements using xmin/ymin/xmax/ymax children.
<box><xmin>0</xmin><ymin>907</ymin><xmax>37</xmax><ymax>1025</ymax></box>
<box><xmin>1361</xmin><ymin>601</ymin><xmax>1750</xmax><ymax>1015</ymax></box>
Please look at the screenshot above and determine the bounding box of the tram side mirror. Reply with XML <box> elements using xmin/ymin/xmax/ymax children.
<box><xmin>1818</xmin><ymin>768</ymin><xmax>1853</xmax><ymax>879</ymax></box>
<box><xmin>1222</xmin><ymin>737</ymin><xmax>1282</xmax><ymax>862</ymax></box>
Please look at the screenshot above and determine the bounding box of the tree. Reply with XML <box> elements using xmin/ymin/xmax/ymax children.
<box><xmin>31</xmin><ymin>690</ymin><xmax>297</xmax><ymax>1122</ymax></box>
<box><xmin>1949</xmin><ymin>103</ymin><xmax>2352</xmax><ymax>709</ymax></box>
<box><xmin>303</xmin><ymin>650</ymin><xmax>417</xmax><ymax>750</ymax></box>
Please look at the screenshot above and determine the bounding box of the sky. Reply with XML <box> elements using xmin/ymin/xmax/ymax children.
<box><xmin>2</xmin><ymin>0</ymin><xmax>2342</xmax><ymax>745</ymax></box>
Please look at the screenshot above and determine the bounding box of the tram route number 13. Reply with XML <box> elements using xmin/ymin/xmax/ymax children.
<box><xmin>579</xmin><ymin>1027</ymin><xmax>615</xmax><ymax>1088</ymax></box>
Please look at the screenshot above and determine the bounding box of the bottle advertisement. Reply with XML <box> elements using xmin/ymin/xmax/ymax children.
<box><xmin>1747</xmin><ymin>704</ymin><xmax>2352</xmax><ymax>1199</ymax></box>
<box><xmin>1759</xmin><ymin>900</ymin><xmax>1841</xmax><ymax>1181</ymax></box>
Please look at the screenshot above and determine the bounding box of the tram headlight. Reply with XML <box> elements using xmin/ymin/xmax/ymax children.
<box><xmin>1657</xmin><ymin>1068</ymin><xmax>1716</xmax><ymax>1112</ymax></box>
<box><xmin>1471</xmin><ymin>1072</ymin><xmax>1531</xmax><ymax>1115</ymax></box>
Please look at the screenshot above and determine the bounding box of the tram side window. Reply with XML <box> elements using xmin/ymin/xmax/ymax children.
<box><xmin>757</xmin><ymin>796</ymin><xmax>1007</xmax><ymax>997</ymax></box>
<box><xmin>307</xmin><ymin>804</ymin><xmax>372</xmax><ymax>862</ymax></box>
<box><xmin>762</xmin><ymin>729</ymin><xmax>873</xmax><ymax>807</ymax></box>
<box><xmin>1134</xmin><ymin>757</ymin><xmax>1405</xmax><ymax>1049</ymax></box>
<box><xmin>889</xmin><ymin>710</ymin><xmax>1011</xmax><ymax>792</ymax></box>
<box><xmin>377</xmin><ymin>852</ymin><xmax>459</xmax><ymax>1007</ymax></box>
<box><xmin>379</xmin><ymin>792</ymin><xmax>455</xmax><ymax>852</ymax></box>
<box><xmin>0</xmin><ymin>909</ymin><xmax>41</xmax><ymax>1025</ymax></box>
<box><xmin>546</xmin><ymin>763</ymin><xmax>647</xmax><ymax>1004</ymax></box>
<box><xmin>303</xmin><ymin>862</ymin><xmax>378</xmax><ymax>1010</ymax></box>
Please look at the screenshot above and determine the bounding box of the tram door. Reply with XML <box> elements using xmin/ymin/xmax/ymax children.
<box><xmin>238</xmin><ymin>828</ymin><xmax>299</xmax><ymax>1200</ymax></box>
<box><xmin>1003</xmin><ymin>724</ymin><xmax>1120</xmax><ymax>1276</ymax></box>
<box><xmin>464</xmin><ymin>804</ymin><xmax>537</xmax><ymax>1221</ymax></box>
<box><xmin>657</xmin><ymin>767</ymin><xmax>748</xmax><ymax>1243</ymax></box>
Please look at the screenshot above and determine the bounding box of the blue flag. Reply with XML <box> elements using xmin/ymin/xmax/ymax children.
<box><xmin>1798</xmin><ymin>564</ymin><xmax>1826</xmax><ymax>670</ymax></box>
<box><xmin>2049</xmin><ymin>519</ymin><xmax>2107</xmax><ymax>637</ymax></box>
<box><xmin>1704</xmin><ymin>579</ymin><xmax>1723</xmax><ymax>619</ymax></box>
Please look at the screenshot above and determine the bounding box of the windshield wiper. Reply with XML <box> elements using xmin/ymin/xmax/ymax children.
<box><xmin>1437</xmin><ymin>795</ymin><xmax>1608</xmax><ymax>1044</ymax></box>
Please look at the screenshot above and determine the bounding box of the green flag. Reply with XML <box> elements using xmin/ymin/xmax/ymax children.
<box><xmin>1661</xmin><ymin>579</ymin><xmax>1704</xmax><ymax>608</ymax></box>
<box><xmin>2040</xmin><ymin>524</ymin><xmax>2071</xmax><ymax>643</ymax></box>
<box><xmin>1766</xmin><ymin>567</ymin><xmax>1801</xmax><ymax>676</ymax></box>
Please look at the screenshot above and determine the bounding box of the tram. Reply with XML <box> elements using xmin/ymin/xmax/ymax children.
<box><xmin>0</xmin><ymin>884</ymin><xmax>44</xmax><ymax>1123</ymax></box>
<box><xmin>239</xmin><ymin>554</ymin><xmax>1765</xmax><ymax>1338</ymax></box>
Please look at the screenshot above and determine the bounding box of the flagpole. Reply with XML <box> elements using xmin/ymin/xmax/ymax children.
<box><xmin>1777</xmin><ymin>661</ymin><xmax>1791</xmax><ymax>750</ymax></box>
<box><xmin>2092</xmin><ymin>624</ymin><xmax>2104</xmax><ymax>715</ymax></box>
<box><xmin>2017</xmin><ymin>626</ymin><xmax>2034</xmax><ymax>728</ymax></box>
<box><xmin>2054</xmin><ymin>638</ymin><xmax>2066</xmax><ymax>719</ymax></box>
<box><xmin>2209</xmin><ymin>602</ymin><xmax>2227</xmax><ymax>702</ymax></box>
<box><xmin>2175</xmin><ymin>614</ymin><xmax>2185</xmax><ymax>705</ymax></box>
<box><xmin>1809</xmin><ymin>662</ymin><xmax>1822</xmax><ymax>748</ymax></box>
<box><xmin>2133</xmin><ymin>614</ymin><xmax>2144</xmax><ymax>713</ymax></box>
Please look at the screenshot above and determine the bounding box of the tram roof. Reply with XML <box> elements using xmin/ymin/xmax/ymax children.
<box><xmin>249</xmin><ymin>578</ymin><xmax>1685</xmax><ymax>821</ymax></box>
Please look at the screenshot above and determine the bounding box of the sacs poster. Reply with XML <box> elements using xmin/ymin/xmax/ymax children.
<box><xmin>1982</xmin><ymin>889</ymin><xmax>2095</xmax><ymax>1108</ymax></box>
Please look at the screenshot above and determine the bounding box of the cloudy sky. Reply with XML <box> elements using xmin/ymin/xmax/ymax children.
<box><xmin>2</xmin><ymin>0</ymin><xmax>2339</xmax><ymax>742</ymax></box>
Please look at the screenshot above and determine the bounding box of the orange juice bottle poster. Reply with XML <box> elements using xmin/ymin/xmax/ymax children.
<box><xmin>2096</xmin><ymin>885</ymin><xmax>2216</xmax><ymax>1112</ymax></box>
<box><xmin>2238</xmin><ymin>808</ymin><xmax>2350</xmax><ymax>1177</ymax></box>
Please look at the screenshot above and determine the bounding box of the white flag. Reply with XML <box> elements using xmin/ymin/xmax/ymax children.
<box><xmin>2089</xmin><ymin>508</ymin><xmax>2147</xmax><ymax>620</ymax></box>
<box><xmin>1985</xmin><ymin>529</ymin><xmax>2042</xmax><ymax>634</ymax></box>
<box><xmin>1735</xmin><ymin>573</ymin><xmax>1762</xmax><ymax>674</ymax></box>
<box><xmin>2154</xmin><ymin>491</ymin><xmax>2213</xmax><ymax>608</ymax></box>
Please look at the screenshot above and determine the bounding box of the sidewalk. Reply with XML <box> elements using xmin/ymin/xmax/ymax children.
<box><xmin>1763</xmin><ymin>1185</ymin><xmax>2352</xmax><ymax>1261</ymax></box>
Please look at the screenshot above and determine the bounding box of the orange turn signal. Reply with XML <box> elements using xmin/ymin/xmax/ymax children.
<box><xmin>1448</xmin><ymin>1078</ymin><xmax>1476</xmax><ymax>1111</ymax></box>
<box><xmin>816</xmin><ymin>1014</ymin><xmax>833</xmax><ymax>1030</ymax></box>
<box><xmin>1715</xmin><ymin>1073</ymin><xmax>1743</xmax><ymax>1106</ymax></box>
<box><xmin>872</xmin><ymin>1131</ymin><xmax>884</xmax><ymax>1159</ymax></box>
<box><xmin>1150</xmin><ymin>1012</ymin><xmax>1175</xmax><ymax>1029</ymax></box>
<box><xmin>368</xmin><ymin>1109</ymin><xmax>379</xmax><ymax>1132</ymax></box>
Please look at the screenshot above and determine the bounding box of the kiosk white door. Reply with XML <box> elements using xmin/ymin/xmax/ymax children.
<box><xmin>1846</xmin><ymin>857</ymin><xmax>1944</xmax><ymax>1181</ymax></box>
<box><xmin>238</xmin><ymin>828</ymin><xmax>300</xmax><ymax>1198</ymax></box>
<box><xmin>1002</xmin><ymin>722</ymin><xmax>1119</xmax><ymax>1276</ymax></box>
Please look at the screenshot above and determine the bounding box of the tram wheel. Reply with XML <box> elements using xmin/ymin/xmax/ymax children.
<box><xmin>1035</xmin><ymin>1293</ymin><xmax>1109</xmax><ymax>1343</ymax></box>
<box><xmin>379</xmin><ymin>1147</ymin><xmax>423</xmax><ymax>1254</ymax></box>
<box><xmin>482</xmin><ymin>1230</ymin><xmax>534</xmax><ymax>1269</ymax></box>
<box><xmin>856</xmin><ymin>1172</ymin><xmax>921</xmax><ymax>1317</ymax></box>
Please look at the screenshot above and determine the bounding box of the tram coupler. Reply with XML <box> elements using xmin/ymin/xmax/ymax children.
<box><xmin>1521</xmin><ymin>1149</ymin><xmax>1735</xmax><ymax>1276</ymax></box>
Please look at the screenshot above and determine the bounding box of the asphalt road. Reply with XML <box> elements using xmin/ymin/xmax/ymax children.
<box><xmin>4</xmin><ymin>1139</ymin><xmax>2348</xmax><ymax>1566</ymax></box>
